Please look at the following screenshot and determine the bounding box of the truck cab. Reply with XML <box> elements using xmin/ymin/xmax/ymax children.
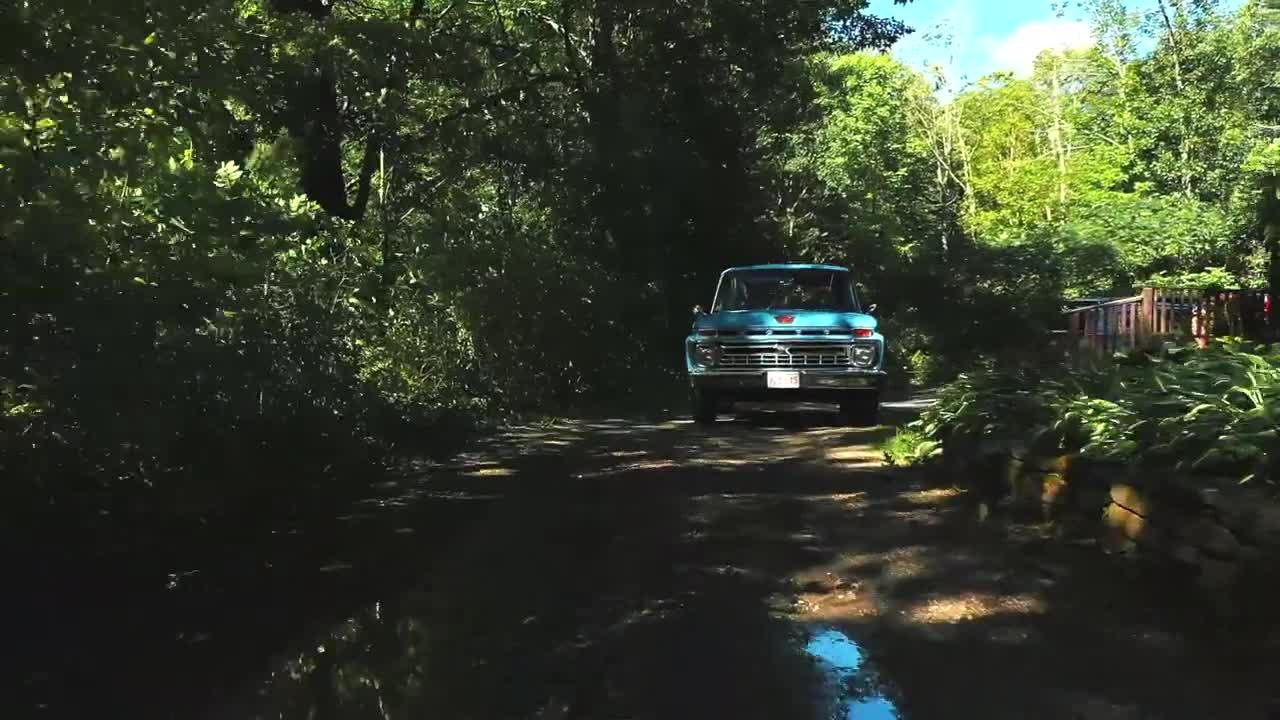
<box><xmin>685</xmin><ymin>264</ymin><xmax>886</xmax><ymax>424</ymax></box>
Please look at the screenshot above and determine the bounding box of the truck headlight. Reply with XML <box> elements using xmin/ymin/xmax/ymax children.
<box><xmin>850</xmin><ymin>343</ymin><xmax>876</xmax><ymax>368</ymax></box>
<box><xmin>694</xmin><ymin>343</ymin><xmax>718</xmax><ymax>367</ymax></box>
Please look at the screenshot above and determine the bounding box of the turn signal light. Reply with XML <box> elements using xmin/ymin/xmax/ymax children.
<box><xmin>853</xmin><ymin>328</ymin><xmax>873</xmax><ymax>338</ymax></box>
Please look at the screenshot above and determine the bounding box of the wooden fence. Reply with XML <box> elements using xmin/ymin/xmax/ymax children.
<box><xmin>1064</xmin><ymin>287</ymin><xmax>1275</xmax><ymax>356</ymax></box>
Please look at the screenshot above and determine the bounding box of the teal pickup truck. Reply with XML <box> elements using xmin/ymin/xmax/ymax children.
<box><xmin>685</xmin><ymin>264</ymin><xmax>886</xmax><ymax>425</ymax></box>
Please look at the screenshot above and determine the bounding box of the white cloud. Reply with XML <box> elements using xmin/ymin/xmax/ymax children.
<box><xmin>984</xmin><ymin>19</ymin><xmax>1094</xmax><ymax>76</ymax></box>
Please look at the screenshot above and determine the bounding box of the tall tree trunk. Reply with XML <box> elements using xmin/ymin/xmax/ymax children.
<box><xmin>271</xmin><ymin>0</ymin><xmax>387</xmax><ymax>221</ymax></box>
<box><xmin>1156</xmin><ymin>0</ymin><xmax>1194</xmax><ymax>198</ymax></box>
<box><xmin>1049</xmin><ymin>55</ymin><xmax>1068</xmax><ymax>207</ymax></box>
<box><xmin>584</xmin><ymin>1</ymin><xmax>634</xmax><ymax>281</ymax></box>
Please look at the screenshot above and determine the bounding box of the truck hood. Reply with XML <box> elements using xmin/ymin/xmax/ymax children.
<box><xmin>695</xmin><ymin>310</ymin><xmax>877</xmax><ymax>332</ymax></box>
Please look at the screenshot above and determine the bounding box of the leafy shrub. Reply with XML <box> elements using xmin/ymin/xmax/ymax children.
<box><xmin>880</xmin><ymin>427</ymin><xmax>939</xmax><ymax>466</ymax></box>
<box><xmin>900</xmin><ymin>342</ymin><xmax>1280</xmax><ymax>489</ymax></box>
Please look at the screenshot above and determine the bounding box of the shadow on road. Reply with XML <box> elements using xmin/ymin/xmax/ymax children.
<box><xmin>227</xmin><ymin>404</ymin><xmax>1279</xmax><ymax>719</ymax></box>
<box><xmin>17</xmin><ymin>401</ymin><xmax>1280</xmax><ymax>719</ymax></box>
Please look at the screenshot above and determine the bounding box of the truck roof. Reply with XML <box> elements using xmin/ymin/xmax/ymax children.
<box><xmin>722</xmin><ymin>263</ymin><xmax>849</xmax><ymax>273</ymax></box>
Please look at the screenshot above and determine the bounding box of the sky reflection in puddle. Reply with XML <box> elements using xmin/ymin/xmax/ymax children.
<box><xmin>804</xmin><ymin>627</ymin><xmax>899</xmax><ymax>719</ymax></box>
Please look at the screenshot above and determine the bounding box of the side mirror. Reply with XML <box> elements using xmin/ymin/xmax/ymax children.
<box><xmin>693</xmin><ymin>305</ymin><xmax>705</xmax><ymax>317</ymax></box>
<box><xmin>866</xmin><ymin>303</ymin><xmax>878</xmax><ymax>316</ymax></box>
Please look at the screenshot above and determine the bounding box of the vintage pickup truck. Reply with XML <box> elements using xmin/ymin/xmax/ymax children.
<box><xmin>685</xmin><ymin>263</ymin><xmax>886</xmax><ymax>424</ymax></box>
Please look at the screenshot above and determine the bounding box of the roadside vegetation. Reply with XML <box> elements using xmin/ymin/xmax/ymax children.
<box><xmin>886</xmin><ymin>341</ymin><xmax>1280</xmax><ymax>492</ymax></box>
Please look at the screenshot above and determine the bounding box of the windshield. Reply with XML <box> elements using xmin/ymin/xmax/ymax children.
<box><xmin>712</xmin><ymin>269</ymin><xmax>857</xmax><ymax>312</ymax></box>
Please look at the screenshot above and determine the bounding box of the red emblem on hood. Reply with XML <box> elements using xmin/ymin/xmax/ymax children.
<box><xmin>774</xmin><ymin>315</ymin><xmax>795</xmax><ymax>324</ymax></box>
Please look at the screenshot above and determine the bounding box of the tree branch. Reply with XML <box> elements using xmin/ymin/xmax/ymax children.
<box><xmin>348</xmin><ymin>131</ymin><xmax>384</xmax><ymax>221</ymax></box>
<box><xmin>405</xmin><ymin>73</ymin><xmax>569</xmax><ymax>144</ymax></box>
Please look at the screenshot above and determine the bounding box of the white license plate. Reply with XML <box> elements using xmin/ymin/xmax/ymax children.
<box><xmin>766</xmin><ymin>371</ymin><xmax>801</xmax><ymax>389</ymax></box>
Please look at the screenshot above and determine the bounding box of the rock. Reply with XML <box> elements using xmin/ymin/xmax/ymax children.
<box><xmin>1100</xmin><ymin>531</ymin><xmax>1137</xmax><ymax>556</ymax></box>
<box><xmin>1105</xmin><ymin>500</ymin><xmax>1145</xmax><ymax>539</ymax></box>
<box><xmin>1010</xmin><ymin>477</ymin><xmax>1042</xmax><ymax>513</ymax></box>
<box><xmin>1236</xmin><ymin>544</ymin><xmax>1263</xmax><ymax>566</ymax></box>
<box><xmin>1249</xmin><ymin>505</ymin><xmax>1280</xmax><ymax>547</ymax></box>
<box><xmin>1028</xmin><ymin>453</ymin><xmax>1074</xmax><ymax>474</ymax></box>
<box><xmin>1133</xmin><ymin>523</ymin><xmax>1174</xmax><ymax>555</ymax></box>
<box><xmin>1195</xmin><ymin>556</ymin><xmax>1240</xmax><ymax>591</ymax></box>
<box><xmin>1004</xmin><ymin>455</ymin><xmax>1024</xmax><ymax>489</ymax></box>
<box><xmin>1109</xmin><ymin>484</ymin><xmax>1147</xmax><ymax>516</ymax></box>
<box><xmin>1072</xmin><ymin>486</ymin><xmax>1111</xmax><ymax>514</ymax></box>
<box><xmin>1181</xmin><ymin>517</ymin><xmax>1241</xmax><ymax>560</ymax></box>
<box><xmin>977</xmin><ymin>436</ymin><xmax>1009</xmax><ymax>457</ymax></box>
<box><xmin>1261</xmin><ymin>626</ymin><xmax>1280</xmax><ymax>652</ymax></box>
<box><xmin>1194</xmin><ymin>484</ymin><xmax>1256</xmax><ymax>525</ymax></box>
<box><xmin>1070</xmin><ymin>457</ymin><xmax>1128</xmax><ymax>487</ymax></box>
<box><xmin>1170</xmin><ymin>543</ymin><xmax>1201</xmax><ymax>568</ymax></box>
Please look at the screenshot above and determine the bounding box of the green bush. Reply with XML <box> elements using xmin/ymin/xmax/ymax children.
<box><xmin>900</xmin><ymin>342</ymin><xmax>1280</xmax><ymax>489</ymax></box>
<box><xmin>880</xmin><ymin>427</ymin><xmax>939</xmax><ymax>466</ymax></box>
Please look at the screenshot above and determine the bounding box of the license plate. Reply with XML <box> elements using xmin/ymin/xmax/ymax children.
<box><xmin>766</xmin><ymin>371</ymin><xmax>801</xmax><ymax>389</ymax></box>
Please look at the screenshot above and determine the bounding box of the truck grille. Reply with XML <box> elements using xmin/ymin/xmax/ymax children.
<box><xmin>718</xmin><ymin>343</ymin><xmax>870</xmax><ymax>368</ymax></box>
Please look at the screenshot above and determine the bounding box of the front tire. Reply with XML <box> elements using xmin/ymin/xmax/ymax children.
<box><xmin>692</xmin><ymin>386</ymin><xmax>718</xmax><ymax>424</ymax></box>
<box><xmin>839</xmin><ymin>391</ymin><xmax>880</xmax><ymax>427</ymax></box>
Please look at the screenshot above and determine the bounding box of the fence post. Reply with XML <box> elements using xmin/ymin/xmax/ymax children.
<box><xmin>1139</xmin><ymin>287</ymin><xmax>1156</xmax><ymax>349</ymax></box>
<box><xmin>1195</xmin><ymin>290</ymin><xmax>1211</xmax><ymax>349</ymax></box>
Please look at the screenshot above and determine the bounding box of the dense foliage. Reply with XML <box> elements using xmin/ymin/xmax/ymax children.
<box><xmin>2</xmin><ymin>0</ymin><xmax>915</xmax><ymax>530</ymax></box>
<box><xmin>887</xmin><ymin>342</ymin><xmax>1280</xmax><ymax>490</ymax></box>
<box><xmin>931</xmin><ymin>0</ymin><xmax>1280</xmax><ymax>296</ymax></box>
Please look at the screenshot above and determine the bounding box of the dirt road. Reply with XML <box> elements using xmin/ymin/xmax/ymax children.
<box><xmin>26</xmin><ymin>402</ymin><xmax>1279</xmax><ymax>719</ymax></box>
<box><xmin>195</xmin><ymin>400</ymin><xmax>1277</xmax><ymax>720</ymax></box>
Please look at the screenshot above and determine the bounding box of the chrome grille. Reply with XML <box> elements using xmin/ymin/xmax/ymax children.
<box><xmin>718</xmin><ymin>343</ymin><xmax>873</xmax><ymax>368</ymax></box>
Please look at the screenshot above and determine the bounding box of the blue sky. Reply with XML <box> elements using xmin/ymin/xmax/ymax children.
<box><xmin>875</xmin><ymin>0</ymin><xmax>1244</xmax><ymax>80</ymax></box>
<box><xmin>867</xmin><ymin>0</ymin><xmax>1096</xmax><ymax>81</ymax></box>
<box><xmin>867</xmin><ymin>0</ymin><xmax>1241</xmax><ymax>83</ymax></box>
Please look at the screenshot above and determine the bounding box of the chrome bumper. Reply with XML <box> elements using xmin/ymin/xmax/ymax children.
<box><xmin>689</xmin><ymin>368</ymin><xmax>886</xmax><ymax>391</ymax></box>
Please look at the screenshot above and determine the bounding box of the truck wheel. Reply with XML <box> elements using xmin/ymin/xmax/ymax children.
<box><xmin>692</xmin><ymin>387</ymin><xmax>718</xmax><ymax>424</ymax></box>
<box><xmin>839</xmin><ymin>391</ymin><xmax>880</xmax><ymax>427</ymax></box>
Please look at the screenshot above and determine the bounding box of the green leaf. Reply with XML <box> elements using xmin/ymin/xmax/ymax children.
<box><xmin>214</xmin><ymin>160</ymin><xmax>244</xmax><ymax>189</ymax></box>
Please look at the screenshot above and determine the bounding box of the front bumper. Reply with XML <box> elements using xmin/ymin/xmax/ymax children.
<box><xmin>689</xmin><ymin>368</ymin><xmax>886</xmax><ymax>392</ymax></box>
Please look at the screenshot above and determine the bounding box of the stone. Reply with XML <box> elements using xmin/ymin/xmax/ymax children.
<box><xmin>1170</xmin><ymin>543</ymin><xmax>1201</xmax><ymax>568</ymax></box>
<box><xmin>1188</xmin><ymin>477</ymin><xmax>1278</xmax><ymax>527</ymax></box>
<box><xmin>1010</xmin><ymin>473</ymin><xmax>1043</xmax><ymax>511</ymax></box>
<box><xmin>1004</xmin><ymin>456</ymin><xmax>1024</xmax><ymax>488</ymax></box>
<box><xmin>1071</xmin><ymin>485</ymin><xmax>1111</xmax><ymax>514</ymax></box>
<box><xmin>1105</xmin><ymin>499</ymin><xmax>1144</xmax><ymax>535</ymax></box>
<box><xmin>1070</xmin><ymin>458</ymin><xmax>1128</xmax><ymax>487</ymax></box>
<box><xmin>1236</xmin><ymin>544</ymin><xmax>1263</xmax><ymax>566</ymax></box>
<box><xmin>1261</xmin><ymin>626</ymin><xmax>1280</xmax><ymax>652</ymax></box>
<box><xmin>1249</xmin><ymin>505</ymin><xmax>1280</xmax><ymax>547</ymax></box>
<box><xmin>1100</xmin><ymin>527</ymin><xmax>1137</xmax><ymax>555</ymax></box>
<box><xmin>1028</xmin><ymin>453</ymin><xmax>1074</xmax><ymax>474</ymax></box>
<box><xmin>1195</xmin><ymin>556</ymin><xmax>1240</xmax><ymax>591</ymax></box>
<box><xmin>1182</xmin><ymin>517</ymin><xmax>1241</xmax><ymax>560</ymax></box>
<box><xmin>1132</xmin><ymin>523</ymin><xmax>1174</xmax><ymax>556</ymax></box>
<box><xmin>977</xmin><ymin>436</ymin><xmax>1009</xmax><ymax>457</ymax></box>
<box><xmin>1109</xmin><ymin>484</ymin><xmax>1148</xmax><ymax>516</ymax></box>
<box><xmin>1105</xmin><ymin>502</ymin><xmax>1146</xmax><ymax>544</ymax></box>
